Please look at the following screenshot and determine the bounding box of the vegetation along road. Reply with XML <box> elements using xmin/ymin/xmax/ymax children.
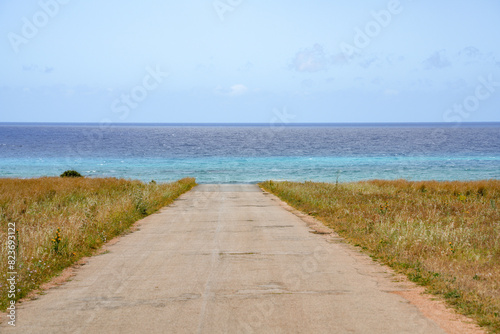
<box><xmin>2</xmin><ymin>183</ymin><xmax>489</xmax><ymax>333</ymax></box>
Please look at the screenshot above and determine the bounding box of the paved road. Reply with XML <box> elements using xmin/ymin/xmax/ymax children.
<box><xmin>3</xmin><ymin>184</ymin><xmax>445</xmax><ymax>333</ymax></box>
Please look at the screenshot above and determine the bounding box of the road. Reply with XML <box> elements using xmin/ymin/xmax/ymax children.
<box><xmin>3</xmin><ymin>184</ymin><xmax>447</xmax><ymax>333</ymax></box>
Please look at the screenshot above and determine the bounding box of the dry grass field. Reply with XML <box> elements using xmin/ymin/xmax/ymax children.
<box><xmin>0</xmin><ymin>177</ymin><xmax>196</xmax><ymax>310</ymax></box>
<box><xmin>260</xmin><ymin>179</ymin><xmax>500</xmax><ymax>333</ymax></box>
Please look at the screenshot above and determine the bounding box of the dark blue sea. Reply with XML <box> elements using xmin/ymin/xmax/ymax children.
<box><xmin>0</xmin><ymin>123</ymin><xmax>499</xmax><ymax>183</ymax></box>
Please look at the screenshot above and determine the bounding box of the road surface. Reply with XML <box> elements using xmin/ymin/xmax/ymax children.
<box><xmin>3</xmin><ymin>184</ymin><xmax>447</xmax><ymax>333</ymax></box>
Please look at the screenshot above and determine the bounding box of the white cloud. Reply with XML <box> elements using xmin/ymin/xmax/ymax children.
<box><xmin>384</xmin><ymin>89</ymin><xmax>399</xmax><ymax>96</ymax></box>
<box><xmin>22</xmin><ymin>65</ymin><xmax>54</xmax><ymax>73</ymax></box>
<box><xmin>423</xmin><ymin>50</ymin><xmax>451</xmax><ymax>69</ymax></box>
<box><xmin>290</xmin><ymin>44</ymin><xmax>328</xmax><ymax>72</ymax></box>
<box><xmin>214</xmin><ymin>84</ymin><xmax>248</xmax><ymax>96</ymax></box>
<box><xmin>230</xmin><ymin>84</ymin><xmax>248</xmax><ymax>96</ymax></box>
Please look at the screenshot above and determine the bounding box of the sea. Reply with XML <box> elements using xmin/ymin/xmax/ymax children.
<box><xmin>0</xmin><ymin>123</ymin><xmax>499</xmax><ymax>184</ymax></box>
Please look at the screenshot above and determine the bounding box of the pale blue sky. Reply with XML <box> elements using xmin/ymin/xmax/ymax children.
<box><xmin>1</xmin><ymin>0</ymin><xmax>499</xmax><ymax>123</ymax></box>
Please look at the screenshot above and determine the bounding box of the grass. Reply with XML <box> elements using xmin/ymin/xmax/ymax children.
<box><xmin>0</xmin><ymin>177</ymin><xmax>196</xmax><ymax>310</ymax></box>
<box><xmin>260</xmin><ymin>179</ymin><xmax>500</xmax><ymax>333</ymax></box>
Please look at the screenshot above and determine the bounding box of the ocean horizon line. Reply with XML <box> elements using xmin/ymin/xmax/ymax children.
<box><xmin>2</xmin><ymin>121</ymin><xmax>500</xmax><ymax>127</ymax></box>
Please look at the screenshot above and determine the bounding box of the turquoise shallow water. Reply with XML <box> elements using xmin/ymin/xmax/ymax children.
<box><xmin>1</xmin><ymin>156</ymin><xmax>498</xmax><ymax>183</ymax></box>
<box><xmin>1</xmin><ymin>124</ymin><xmax>499</xmax><ymax>183</ymax></box>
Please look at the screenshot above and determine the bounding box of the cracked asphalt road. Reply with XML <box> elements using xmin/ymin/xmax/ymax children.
<box><xmin>2</xmin><ymin>184</ymin><xmax>446</xmax><ymax>333</ymax></box>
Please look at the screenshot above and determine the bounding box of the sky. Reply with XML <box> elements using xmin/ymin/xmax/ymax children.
<box><xmin>0</xmin><ymin>0</ymin><xmax>499</xmax><ymax>123</ymax></box>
